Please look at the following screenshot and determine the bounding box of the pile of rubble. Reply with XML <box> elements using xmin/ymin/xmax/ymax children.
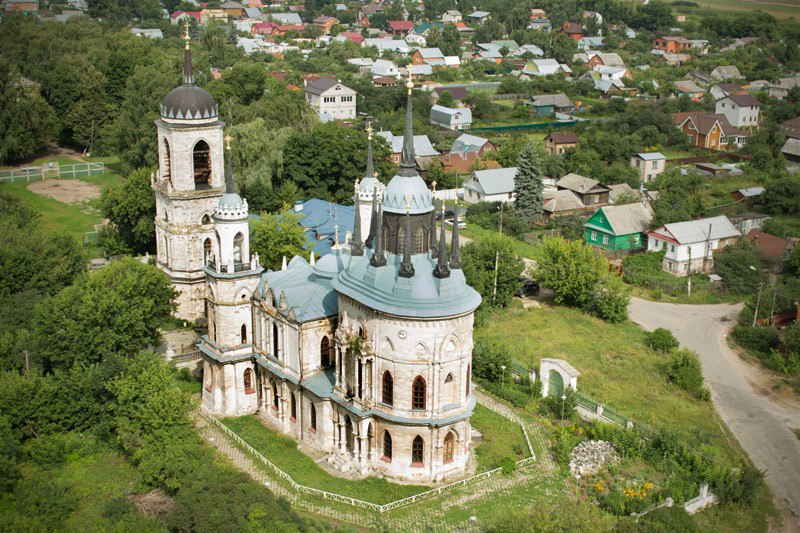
<box><xmin>569</xmin><ymin>440</ymin><xmax>619</xmax><ymax>479</ymax></box>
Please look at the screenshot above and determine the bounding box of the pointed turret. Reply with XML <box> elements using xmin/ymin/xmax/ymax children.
<box><xmin>449</xmin><ymin>198</ymin><xmax>462</xmax><ymax>270</ymax></box>
<box><xmin>429</xmin><ymin>181</ymin><xmax>438</xmax><ymax>257</ymax></box>
<box><xmin>398</xmin><ymin>72</ymin><xmax>417</xmax><ymax>178</ymax></box>
<box><xmin>351</xmin><ymin>178</ymin><xmax>364</xmax><ymax>256</ymax></box>
<box><xmin>364</xmin><ymin>122</ymin><xmax>375</xmax><ymax>179</ymax></box>
<box><xmin>369</xmin><ymin>192</ymin><xmax>386</xmax><ymax>267</ymax></box>
<box><xmin>365</xmin><ymin>179</ymin><xmax>378</xmax><ymax>248</ymax></box>
<box><xmin>398</xmin><ymin>199</ymin><xmax>415</xmax><ymax>278</ymax></box>
<box><xmin>183</xmin><ymin>21</ymin><xmax>194</xmax><ymax>85</ymax></box>
<box><xmin>224</xmin><ymin>134</ymin><xmax>235</xmax><ymax>194</ymax></box>
<box><xmin>433</xmin><ymin>202</ymin><xmax>450</xmax><ymax>279</ymax></box>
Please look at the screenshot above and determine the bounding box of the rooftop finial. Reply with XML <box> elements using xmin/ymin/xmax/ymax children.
<box><xmin>182</xmin><ymin>20</ymin><xmax>194</xmax><ymax>85</ymax></box>
<box><xmin>398</xmin><ymin>70</ymin><xmax>417</xmax><ymax>178</ymax></box>
<box><xmin>365</xmin><ymin>182</ymin><xmax>378</xmax><ymax>248</ymax></box>
<box><xmin>334</xmin><ymin>224</ymin><xmax>340</xmax><ymax>249</ymax></box>
<box><xmin>398</xmin><ymin>196</ymin><xmax>415</xmax><ymax>278</ymax></box>
<box><xmin>450</xmin><ymin>197</ymin><xmax>462</xmax><ymax>269</ymax></box>
<box><xmin>224</xmin><ymin>133</ymin><xmax>234</xmax><ymax>194</ymax></box>
<box><xmin>370</xmin><ymin>192</ymin><xmax>386</xmax><ymax>267</ymax></box>
<box><xmin>433</xmin><ymin>201</ymin><xmax>450</xmax><ymax>279</ymax></box>
<box><xmin>364</xmin><ymin>123</ymin><xmax>375</xmax><ymax>179</ymax></box>
<box><xmin>432</xmin><ymin>180</ymin><xmax>437</xmax><ymax>194</ymax></box>
<box><xmin>352</xmin><ymin>179</ymin><xmax>364</xmax><ymax>256</ymax></box>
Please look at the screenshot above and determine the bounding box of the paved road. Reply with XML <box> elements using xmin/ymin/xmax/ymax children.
<box><xmin>629</xmin><ymin>298</ymin><xmax>800</xmax><ymax>531</ymax></box>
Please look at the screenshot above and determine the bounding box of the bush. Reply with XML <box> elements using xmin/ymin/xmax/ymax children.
<box><xmin>666</xmin><ymin>349</ymin><xmax>707</xmax><ymax>399</ymax></box>
<box><xmin>637</xmin><ymin>506</ymin><xmax>698</xmax><ymax>532</ymax></box>
<box><xmin>731</xmin><ymin>325</ymin><xmax>780</xmax><ymax>354</ymax></box>
<box><xmin>644</xmin><ymin>328</ymin><xmax>679</xmax><ymax>353</ymax></box>
<box><xmin>472</xmin><ymin>340</ymin><xmax>512</xmax><ymax>382</ymax></box>
<box><xmin>584</xmin><ymin>276</ymin><xmax>630</xmax><ymax>323</ymax></box>
<box><xmin>714</xmin><ymin>463</ymin><xmax>764</xmax><ymax>504</ymax></box>
<box><xmin>481</xmin><ymin>380</ymin><xmax>532</xmax><ymax>408</ymax></box>
<box><xmin>499</xmin><ymin>456</ymin><xmax>517</xmax><ymax>475</ymax></box>
<box><xmin>622</xmin><ymin>251</ymin><xmax>665</xmax><ymax>286</ymax></box>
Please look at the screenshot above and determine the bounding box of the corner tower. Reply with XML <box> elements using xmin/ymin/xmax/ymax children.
<box><xmin>153</xmin><ymin>24</ymin><xmax>225</xmax><ymax>321</ymax></box>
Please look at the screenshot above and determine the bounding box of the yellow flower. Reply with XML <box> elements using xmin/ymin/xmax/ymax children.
<box><xmin>644</xmin><ymin>482</ymin><xmax>653</xmax><ymax>490</ymax></box>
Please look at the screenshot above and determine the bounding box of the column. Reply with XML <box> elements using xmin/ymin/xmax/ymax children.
<box><xmin>358</xmin><ymin>435</ymin><xmax>365</xmax><ymax>464</ymax></box>
<box><xmin>335</xmin><ymin>349</ymin><xmax>342</xmax><ymax>388</ymax></box>
<box><xmin>338</xmin><ymin>421</ymin><xmax>346</xmax><ymax>452</ymax></box>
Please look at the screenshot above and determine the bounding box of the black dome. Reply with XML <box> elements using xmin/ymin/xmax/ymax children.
<box><xmin>160</xmin><ymin>85</ymin><xmax>218</xmax><ymax>121</ymax></box>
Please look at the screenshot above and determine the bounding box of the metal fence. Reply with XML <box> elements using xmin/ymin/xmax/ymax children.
<box><xmin>199</xmin><ymin>398</ymin><xmax>537</xmax><ymax>513</ymax></box>
<box><xmin>0</xmin><ymin>162</ymin><xmax>105</xmax><ymax>184</ymax></box>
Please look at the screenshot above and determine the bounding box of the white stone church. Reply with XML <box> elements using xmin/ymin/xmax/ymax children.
<box><xmin>153</xmin><ymin>36</ymin><xmax>481</xmax><ymax>484</ymax></box>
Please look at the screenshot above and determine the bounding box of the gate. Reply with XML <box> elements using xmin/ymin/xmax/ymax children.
<box><xmin>548</xmin><ymin>370</ymin><xmax>563</xmax><ymax>397</ymax></box>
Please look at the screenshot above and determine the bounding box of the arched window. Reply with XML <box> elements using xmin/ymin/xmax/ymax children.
<box><xmin>272</xmin><ymin>322</ymin><xmax>279</xmax><ymax>358</ymax></box>
<box><xmin>412</xmin><ymin>435</ymin><xmax>424</xmax><ymax>464</ymax></box>
<box><xmin>320</xmin><ymin>336</ymin><xmax>330</xmax><ymax>368</ymax></box>
<box><xmin>271</xmin><ymin>382</ymin><xmax>279</xmax><ymax>410</ymax></box>
<box><xmin>444</xmin><ymin>372</ymin><xmax>455</xmax><ymax>404</ymax></box>
<box><xmin>243</xmin><ymin>368</ymin><xmax>254</xmax><ymax>393</ymax></box>
<box><xmin>397</xmin><ymin>227</ymin><xmax>405</xmax><ymax>254</ymax></box>
<box><xmin>201</xmin><ymin>214</ymin><xmax>211</xmax><ymax>225</ymax></box>
<box><xmin>241</xmin><ymin>324</ymin><xmax>247</xmax><ymax>344</ymax></box>
<box><xmin>412</xmin><ymin>376</ymin><xmax>426</xmax><ymax>410</ymax></box>
<box><xmin>290</xmin><ymin>393</ymin><xmax>296</xmax><ymax>421</ymax></box>
<box><xmin>310</xmin><ymin>403</ymin><xmax>317</xmax><ymax>431</ymax></box>
<box><xmin>203</xmin><ymin>238</ymin><xmax>212</xmax><ymax>262</ymax></box>
<box><xmin>443</xmin><ymin>432</ymin><xmax>455</xmax><ymax>463</ymax></box>
<box><xmin>382</xmin><ymin>431</ymin><xmax>392</xmax><ymax>460</ymax></box>
<box><xmin>466</xmin><ymin>364</ymin><xmax>471</xmax><ymax>399</ymax></box>
<box><xmin>233</xmin><ymin>232</ymin><xmax>244</xmax><ymax>264</ymax></box>
<box><xmin>415</xmin><ymin>227</ymin><xmax>425</xmax><ymax>253</ymax></box>
<box><xmin>163</xmin><ymin>138</ymin><xmax>171</xmax><ymax>181</ymax></box>
<box><xmin>193</xmin><ymin>140</ymin><xmax>211</xmax><ymax>189</ymax></box>
<box><xmin>382</xmin><ymin>371</ymin><xmax>393</xmax><ymax>405</ymax></box>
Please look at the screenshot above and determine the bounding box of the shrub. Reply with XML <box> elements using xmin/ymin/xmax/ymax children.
<box><xmin>499</xmin><ymin>456</ymin><xmax>517</xmax><ymax>475</ymax></box>
<box><xmin>644</xmin><ymin>328</ymin><xmax>679</xmax><ymax>353</ymax></box>
<box><xmin>714</xmin><ymin>463</ymin><xmax>764</xmax><ymax>504</ymax></box>
<box><xmin>471</xmin><ymin>340</ymin><xmax>512</xmax><ymax>382</ymax></box>
<box><xmin>637</xmin><ymin>506</ymin><xmax>698</xmax><ymax>532</ymax></box>
<box><xmin>584</xmin><ymin>276</ymin><xmax>631</xmax><ymax>323</ymax></box>
<box><xmin>731</xmin><ymin>325</ymin><xmax>780</xmax><ymax>354</ymax></box>
<box><xmin>781</xmin><ymin>324</ymin><xmax>800</xmax><ymax>355</ymax></box>
<box><xmin>666</xmin><ymin>349</ymin><xmax>707</xmax><ymax>399</ymax></box>
<box><xmin>622</xmin><ymin>251</ymin><xmax>665</xmax><ymax>286</ymax></box>
<box><xmin>481</xmin><ymin>380</ymin><xmax>531</xmax><ymax>407</ymax></box>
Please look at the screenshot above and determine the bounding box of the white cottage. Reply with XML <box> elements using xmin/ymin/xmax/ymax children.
<box><xmin>646</xmin><ymin>216</ymin><xmax>741</xmax><ymax>276</ymax></box>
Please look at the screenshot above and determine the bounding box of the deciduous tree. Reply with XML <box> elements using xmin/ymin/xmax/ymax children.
<box><xmin>249</xmin><ymin>210</ymin><xmax>307</xmax><ymax>270</ymax></box>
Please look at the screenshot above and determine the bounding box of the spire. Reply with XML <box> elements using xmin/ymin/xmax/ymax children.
<box><xmin>365</xmin><ymin>178</ymin><xmax>378</xmax><ymax>248</ymax></box>
<box><xmin>364</xmin><ymin>122</ymin><xmax>375</xmax><ymax>179</ymax></box>
<box><xmin>183</xmin><ymin>21</ymin><xmax>194</xmax><ymax>85</ymax></box>
<box><xmin>224</xmin><ymin>134</ymin><xmax>235</xmax><ymax>194</ymax></box>
<box><xmin>351</xmin><ymin>178</ymin><xmax>364</xmax><ymax>256</ymax></box>
<box><xmin>398</xmin><ymin>198</ymin><xmax>415</xmax><ymax>278</ymax></box>
<box><xmin>429</xmin><ymin>181</ymin><xmax>438</xmax><ymax>257</ymax></box>
<box><xmin>433</xmin><ymin>202</ymin><xmax>450</xmax><ymax>279</ymax></box>
<box><xmin>369</xmin><ymin>191</ymin><xmax>386</xmax><ymax>267</ymax></box>
<box><xmin>449</xmin><ymin>198</ymin><xmax>462</xmax><ymax>269</ymax></box>
<box><xmin>398</xmin><ymin>71</ymin><xmax>417</xmax><ymax>178</ymax></box>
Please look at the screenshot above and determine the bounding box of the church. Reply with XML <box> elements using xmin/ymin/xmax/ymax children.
<box><xmin>153</xmin><ymin>33</ymin><xmax>481</xmax><ymax>484</ymax></box>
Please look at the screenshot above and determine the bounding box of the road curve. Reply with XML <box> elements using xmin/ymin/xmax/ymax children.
<box><xmin>628</xmin><ymin>297</ymin><xmax>800</xmax><ymax>531</ymax></box>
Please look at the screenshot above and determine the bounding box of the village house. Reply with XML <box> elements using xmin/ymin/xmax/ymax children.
<box><xmin>431</xmin><ymin>87</ymin><xmax>468</xmax><ymax>105</ymax></box>
<box><xmin>313</xmin><ymin>16</ymin><xmax>339</xmax><ymax>34</ymax></box>
<box><xmin>527</xmin><ymin>9</ymin><xmax>551</xmax><ymax>31</ymax></box>
<box><xmin>744</xmin><ymin>231</ymin><xmax>797</xmax><ymax>271</ymax></box>
<box><xmin>653</xmin><ymin>36</ymin><xmax>693</xmax><ymax>53</ymax></box>
<box><xmin>545</xmin><ymin>132</ymin><xmax>578</xmax><ymax>154</ymax></box>
<box><xmin>647</xmin><ymin>216</ymin><xmax>741</xmax><ymax>276</ymax></box>
<box><xmin>270</xmin><ymin>12</ymin><xmax>303</xmax><ymax>25</ymax></box>
<box><xmin>543</xmin><ymin>190</ymin><xmax>587</xmax><ymax>219</ymax></box>
<box><xmin>673</xmin><ymin>112</ymin><xmax>748</xmax><ymax>151</ymax></box>
<box><xmin>711</xmin><ymin>65</ymin><xmax>741</xmax><ymax>81</ymax></box>
<box><xmin>305</xmin><ymin>78</ymin><xmax>357</xmax><ymax>120</ymax></box>
<box><xmin>659</xmin><ymin>53</ymin><xmax>691</xmax><ymax>66</ymax></box>
<box><xmin>779</xmin><ymin>116</ymin><xmax>800</xmax><ymax>139</ymax></box>
<box><xmin>200</xmin><ymin>8</ymin><xmax>229</xmax><ymax>24</ymax></box>
<box><xmin>710</xmin><ymin>83</ymin><xmax>748</xmax><ymax>100</ymax></box>
<box><xmin>463</xmin><ymin>167</ymin><xmax>517</xmax><ymax>203</ymax></box>
<box><xmin>430</xmin><ymin>152</ymin><xmax>501</xmax><ymax>177</ymax></box>
<box><xmin>467</xmin><ymin>10</ymin><xmax>490</xmax><ymax>24</ymax></box>
<box><xmin>782</xmin><ymin>138</ymin><xmax>800</xmax><ymax>163</ymax></box>
<box><xmin>674</xmin><ymin>80</ymin><xmax>705</xmax><ymax>100</ymax></box>
<box><xmin>715</xmin><ymin>94</ymin><xmax>761</xmax><ymax>128</ymax></box>
<box><xmin>769</xmin><ymin>76</ymin><xmax>800</xmax><ymax>100</ymax></box>
<box><xmin>3</xmin><ymin>0</ymin><xmax>38</xmax><ymax>14</ymax></box>
<box><xmin>371</xmin><ymin>59</ymin><xmax>400</xmax><ymax>79</ymax></box>
<box><xmin>441</xmin><ymin>10</ymin><xmax>462</xmax><ymax>23</ymax></box>
<box><xmin>726</xmin><ymin>213</ymin><xmax>770</xmax><ymax>235</ymax></box>
<box><xmin>584</xmin><ymin>202</ymin><xmax>653</xmax><ymax>252</ymax></box>
<box><xmin>630</xmin><ymin>152</ymin><xmax>666</xmax><ymax>183</ymax></box>
<box><xmin>131</xmin><ymin>28</ymin><xmax>163</xmax><ymax>39</ymax></box>
<box><xmin>450</xmin><ymin>134</ymin><xmax>496</xmax><ymax>157</ymax></box>
<box><xmin>376</xmin><ymin>131</ymin><xmax>439</xmax><ymax>166</ymax></box>
<box><xmin>220</xmin><ymin>1</ymin><xmax>245</xmax><ymax>18</ymax></box>
<box><xmin>170</xmin><ymin>10</ymin><xmax>201</xmax><ymax>24</ymax></box>
<box><xmin>530</xmin><ymin>93</ymin><xmax>574</xmax><ymax>116</ymax></box>
<box><xmin>577</xmin><ymin>37</ymin><xmax>605</xmax><ymax>51</ymax></box>
<box><xmin>412</xmin><ymin>47</ymin><xmax>446</xmax><ymax>67</ymax></box>
<box><xmin>556</xmin><ymin>173</ymin><xmax>611</xmax><ymax>206</ymax></box>
<box><xmin>556</xmin><ymin>22</ymin><xmax>585</xmax><ymax>42</ymax></box>
<box><xmin>521</xmin><ymin>59</ymin><xmax>571</xmax><ymax>77</ymax></box>
<box><xmin>584</xmin><ymin>52</ymin><xmax>624</xmax><ymax>67</ymax></box>
<box><xmin>388</xmin><ymin>20</ymin><xmax>414</xmax><ymax>37</ymax></box>
<box><xmin>430</xmin><ymin>105</ymin><xmax>472</xmax><ymax>130</ymax></box>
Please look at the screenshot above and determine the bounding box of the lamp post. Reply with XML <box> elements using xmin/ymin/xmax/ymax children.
<box><xmin>561</xmin><ymin>394</ymin><xmax>567</xmax><ymax>420</ymax></box>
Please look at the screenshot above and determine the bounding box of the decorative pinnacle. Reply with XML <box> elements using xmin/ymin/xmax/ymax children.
<box><xmin>405</xmin><ymin>70</ymin><xmax>414</xmax><ymax>94</ymax></box>
<box><xmin>225</xmin><ymin>134</ymin><xmax>232</xmax><ymax>151</ymax></box>
<box><xmin>334</xmin><ymin>224</ymin><xmax>339</xmax><ymax>247</ymax></box>
<box><xmin>373</xmin><ymin>171</ymin><xmax>378</xmax><ymax>179</ymax></box>
<box><xmin>366</xmin><ymin>122</ymin><xmax>373</xmax><ymax>140</ymax></box>
<box><xmin>432</xmin><ymin>180</ymin><xmax>437</xmax><ymax>194</ymax></box>
<box><xmin>184</xmin><ymin>20</ymin><xmax>190</xmax><ymax>49</ymax></box>
<box><xmin>354</xmin><ymin>177</ymin><xmax>360</xmax><ymax>191</ymax></box>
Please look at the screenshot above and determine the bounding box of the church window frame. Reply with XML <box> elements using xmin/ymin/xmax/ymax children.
<box><xmin>192</xmin><ymin>139</ymin><xmax>212</xmax><ymax>189</ymax></box>
<box><xmin>411</xmin><ymin>435</ymin><xmax>424</xmax><ymax>465</ymax></box>
<box><xmin>309</xmin><ymin>403</ymin><xmax>317</xmax><ymax>431</ymax></box>
<box><xmin>412</xmin><ymin>376</ymin><xmax>426</xmax><ymax>410</ymax></box>
<box><xmin>241</xmin><ymin>324</ymin><xmax>248</xmax><ymax>344</ymax></box>
<box><xmin>272</xmin><ymin>322</ymin><xmax>280</xmax><ymax>359</ymax></box>
<box><xmin>203</xmin><ymin>237</ymin><xmax>213</xmax><ymax>262</ymax></box>
<box><xmin>233</xmin><ymin>232</ymin><xmax>244</xmax><ymax>264</ymax></box>
<box><xmin>382</xmin><ymin>430</ymin><xmax>392</xmax><ymax>462</ymax></box>
<box><xmin>382</xmin><ymin>371</ymin><xmax>393</xmax><ymax>406</ymax></box>
<box><xmin>321</xmin><ymin>336</ymin><xmax>331</xmax><ymax>368</ymax></box>
<box><xmin>397</xmin><ymin>226</ymin><xmax>405</xmax><ymax>254</ymax></box>
<box><xmin>466</xmin><ymin>364</ymin><xmax>471</xmax><ymax>399</ymax></box>
<box><xmin>243</xmin><ymin>368</ymin><xmax>254</xmax><ymax>394</ymax></box>
<box><xmin>290</xmin><ymin>393</ymin><xmax>297</xmax><ymax>422</ymax></box>
<box><xmin>443</xmin><ymin>431</ymin><xmax>455</xmax><ymax>464</ymax></box>
<box><xmin>415</xmin><ymin>227</ymin><xmax>425</xmax><ymax>253</ymax></box>
<box><xmin>272</xmin><ymin>382</ymin><xmax>279</xmax><ymax>411</ymax></box>
<box><xmin>162</xmin><ymin>138</ymin><xmax>172</xmax><ymax>182</ymax></box>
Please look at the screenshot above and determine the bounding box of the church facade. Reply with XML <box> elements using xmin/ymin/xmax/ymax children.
<box><xmin>154</xmin><ymin>35</ymin><xmax>481</xmax><ymax>484</ymax></box>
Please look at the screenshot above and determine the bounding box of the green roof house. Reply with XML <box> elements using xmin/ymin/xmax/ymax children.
<box><xmin>584</xmin><ymin>202</ymin><xmax>653</xmax><ymax>251</ymax></box>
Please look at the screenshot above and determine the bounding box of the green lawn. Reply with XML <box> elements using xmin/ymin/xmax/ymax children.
<box><xmin>0</xmin><ymin>156</ymin><xmax>123</xmax><ymax>257</ymax></box>
<box><xmin>476</xmin><ymin>303</ymin><xmax>743</xmax><ymax>462</ymax></box>
<box><xmin>221</xmin><ymin>404</ymin><xmax>530</xmax><ymax>505</ymax></box>
<box><xmin>681</xmin><ymin>0</ymin><xmax>799</xmax><ymax>19</ymax></box>
<box><xmin>461</xmin><ymin>222</ymin><xmax>542</xmax><ymax>261</ymax></box>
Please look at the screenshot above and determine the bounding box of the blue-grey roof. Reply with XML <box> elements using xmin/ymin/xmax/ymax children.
<box><xmin>430</xmin><ymin>105</ymin><xmax>472</xmax><ymax>126</ymax></box>
<box><xmin>270</xmin><ymin>12</ymin><xmax>302</xmax><ymax>24</ymax></box>
<box><xmin>465</xmin><ymin>167</ymin><xmax>517</xmax><ymax>195</ymax></box>
<box><xmin>333</xmin><ymin>251</ymin><xmax>482</xmax><ymax>318</ymax></box>
<box><xmin>635</xmin><ymin>152</ymin><xmax>665</xmax><ymax>161</ymax></box>
<box><xmin>450</xmin><ymin>133</ymin><xmax>490</xmax><ymax>154</ymax></box>
<box><xmin>381</xmin><ymin>175</ymin><xmax>434</xmax><ymax>214</ymax></box>
<box><xmin>469</xmin><ymin>10</ymin><xmax>490</xmax><ymax>17</ymax></box>
<box><xmin>737</xmin><ymin>186</ymin><xmax>765</xmax><ymax>197</ymax></box>
<box><xmin>219</xmin><ymin>193</ymin><xmax>243</xmax><ymax>208</ymax></box>
<box><xmin>244</xmin><ymin>7</ymin><xmax>261</xmax><ymax>18</ymax></box>
<box><xmin>376</xmin><ymin>131</ymin><xmax>439</xmax><ymax>157</ymax></box>
<box><xmin>295</xmin><ymin>199</ymin><xmax>354</xmax><ymax>256</ymax></box>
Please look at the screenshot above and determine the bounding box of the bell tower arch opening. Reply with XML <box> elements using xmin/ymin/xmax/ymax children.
<box><xmin>193</xmin><ymin>140</ymin><xmax>212</xmax><ymax>189</ymax></box>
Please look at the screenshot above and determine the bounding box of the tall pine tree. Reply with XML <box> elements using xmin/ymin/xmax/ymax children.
<box><xmin>514</xmin><ymin>142</ymin><xmax>545</xmax><ymax>224</ymax></box>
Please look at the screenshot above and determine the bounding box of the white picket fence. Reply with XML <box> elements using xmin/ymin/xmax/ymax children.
<box><xmin>0</xmin><ymin>162</ymin><xmax>104</xmax><ymax>184</ymax></box>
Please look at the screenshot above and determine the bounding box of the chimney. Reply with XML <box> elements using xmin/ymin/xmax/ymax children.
<box><xmin>293</xmin><ymin>200</ymin><xmax>304</xmax><ymax>212</ymax></box>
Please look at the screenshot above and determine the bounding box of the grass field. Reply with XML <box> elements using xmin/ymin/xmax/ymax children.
<box><xmin>461</xmin><ymin>223</ymin><xmax>542</xmax><ymax>261</ymax></box>
<box><xmin>221</xmin><ymin>404</ymin><xmax>528</xmax><ymax>505</ymax></box>
<box><xmin>476</xmin><ymin>302</ymin><xmax>744</xmax><ymax>462</ymax></box>
<box><xmin>0</xmin><ymin>156</ymin><xmax>123</xmax><ymax>257</ymax></box>
<box><xmin>682</xmin><ymin>0</ymin><xmax>799</xmax><ymax>19</ymax></box>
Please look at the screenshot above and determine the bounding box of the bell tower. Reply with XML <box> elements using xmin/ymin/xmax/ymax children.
<box><xmin>153</xmin><ymin>23</ymin><xmax>225</xmax><ymax>321</ymax></box>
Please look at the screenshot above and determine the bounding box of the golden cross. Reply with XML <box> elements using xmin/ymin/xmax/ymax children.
<box><xmin>405</xmin><ymin>70</ymin><xmax>413</xmax><ymax>94</ymax></box>
<box><xmin>366</xmin><ymin>122</ymin><xmax>373</xmax><ymax>140</ymax></box>
<box><xmin>373</xmin><ymin>171</ymin><xmax>379</xmax><ymax>179</ymax></box>
<box><xmin>225</xmin><ymin>134</ymin><xmax>232</xmax><ymax>150</ymax></box>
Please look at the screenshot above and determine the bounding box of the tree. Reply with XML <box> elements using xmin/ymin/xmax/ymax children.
<box><xmin>714</xmin><ymin>241</ymin><xmax>763</xmax><ymax>295</ymax></box>
<box><xmin>435</xmin><ymin>90</ymin><xmax>456</xmax><ymax>108</ymax></box>
<box><xmin>584</xmin><ymin>275</ymin><xmax>630</xmax><ymax>323</ymax></box>
<box><xmin>31</xmin><ymin>259</ymin><xmax>176</xmax><ymax>372</ymax></box>
<box><xmin>514</xmin><ymin>142</ymin><xmax>546</xmax><ymax>224</ymax></box>
<box><xmin>100</xmin><ymin>168</ymin><xmax>157</xmax><ymax>255</ymax></box>
<box><xmin>249</xmin><ymin>210</ymin><xmax>307</xmax><ymax>270</ymax></box>
<box><xmin>666</xmin><ymin>348</ymin><xmax>708</xmax><ymax>399</ymax></box>
<box><xmin>645</xmin><ymin>328</ymin><xmax>680</xmax><ymax>353</ymax></box>
<box><xmin>762</xmin><ymin>173</ymin><xmax>800</xmax><ymax>215</ymax></box>
<box><xmin>536</xmin><ymin>237</ymin><xmax>607</xmax><ymax>306</ymax></box>
<box><xmin>65</xmin><ymin>65</ymin><xmax>111</xmax><ymax>152</ymax></box>
<box><xmin>462</xmin><ymin>234</ymin><xmax>526</xmax><ymax>308</ymax></box>
<box><xmin>650</xmin><ymin>171</ymin><xmax>708</xmax><ymax>227</ymax></box>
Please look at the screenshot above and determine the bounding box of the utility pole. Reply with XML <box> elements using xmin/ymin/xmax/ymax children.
<box><xmin>687</xmin><ymin>247</ymin><xmax>692</xmax><ymax>296</ymax></box>
<box><xmin>752</xmin><ymin>281</ymin><xmax>765</xmax><ymax>327</ymax></box>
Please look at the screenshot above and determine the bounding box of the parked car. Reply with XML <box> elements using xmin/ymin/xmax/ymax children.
<box><xmin>445</xmin><ymin>218</ymin><xmax>466</xmax><ymax>229</ymax></box>
<box><xmin>515</xmin><ymin>279</ymin><xmax>540</xmax><ymax>298</ymax></box>
<box><xmin>435</xmin><ymin>209</ymin><xmax>455</xmax><ymax>220</ymax></box>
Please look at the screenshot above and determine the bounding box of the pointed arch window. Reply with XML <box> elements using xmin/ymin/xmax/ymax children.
<box><xmin>412</xmin><ymin>376</ymin><xmax>426</xmax><ymax>410</ymax></box>
<box><xmin>271</xmin><ymin>382</ymin><xmax>279</xmax><ymax>410</ymax></box>
<box><xmin>201</xmin><ymin>214</ymin><xmax>211</xmax><ymax>225</ymax></box>
<box><xmin>412</xmin><ymin>435</ymin><xmax>424</xmax><ymax>465</ymax></box>
<box><xmin>415</xmin><ymin>227</ymin><xmax>425</xmax><ymax>253</ymax></box>
<box><xmin>243</xmin><ymin>368</ymin><xmax>254</xmax><ymax>393</ymax></box>
<box><xmin>241</xmin><ymin>324</ymin><xmax>247</xmax><ymax>344</ymax></box>
<box><xmin>320</xmin><ymin>336</ymin><xmax>331</xmax><ymax>368</ymax></box>
<box><xmin>382</xmin><ymin>431</ymin><xmax>392</xmax><ymax>461</ymax></box>
<box><xmin>192</xmin><ymin>140</ymin><xmax>211</xmax><ymax>189</ymax></box>
<box><xmin>203</xmin><ymin>238</ymin><xmax>212</xmax><ymax>262</ymax></box>
<box><xmin>382</xmin><ymin>371</ymin><xmax>393</xmax><ymax>406</ymax></box>
<box><xmin>310</xmin><ymin>403</ymin><xmax>317</xmax><ymax>431</ymax></box>
<box><xmin>443</xmin><ymin>432</ymin><xmax>455</xmax><ymax>463</ymax></box>
<box><xmin>163</xmin><ymin>138</ymin><xmax>171</xmax><ymax>181</ymax></box>
<box><xmin>272</xmin><ymin>322</ymin><xmax>279</xmax><ymax>359</ymax></box>
<box><xmin>233</xmin><ymin>232</ymin><xmax>244</xmax><ymax>264</ymax></box>
<box><xmin>290</xmin><ymin>393</ymin><xmax>297</xmax><ymax>421</ymax></box>
<box><xmin>397</xmin><ymin>227</ymin><xmax>405</xmax><ymax>254</ymax></box>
